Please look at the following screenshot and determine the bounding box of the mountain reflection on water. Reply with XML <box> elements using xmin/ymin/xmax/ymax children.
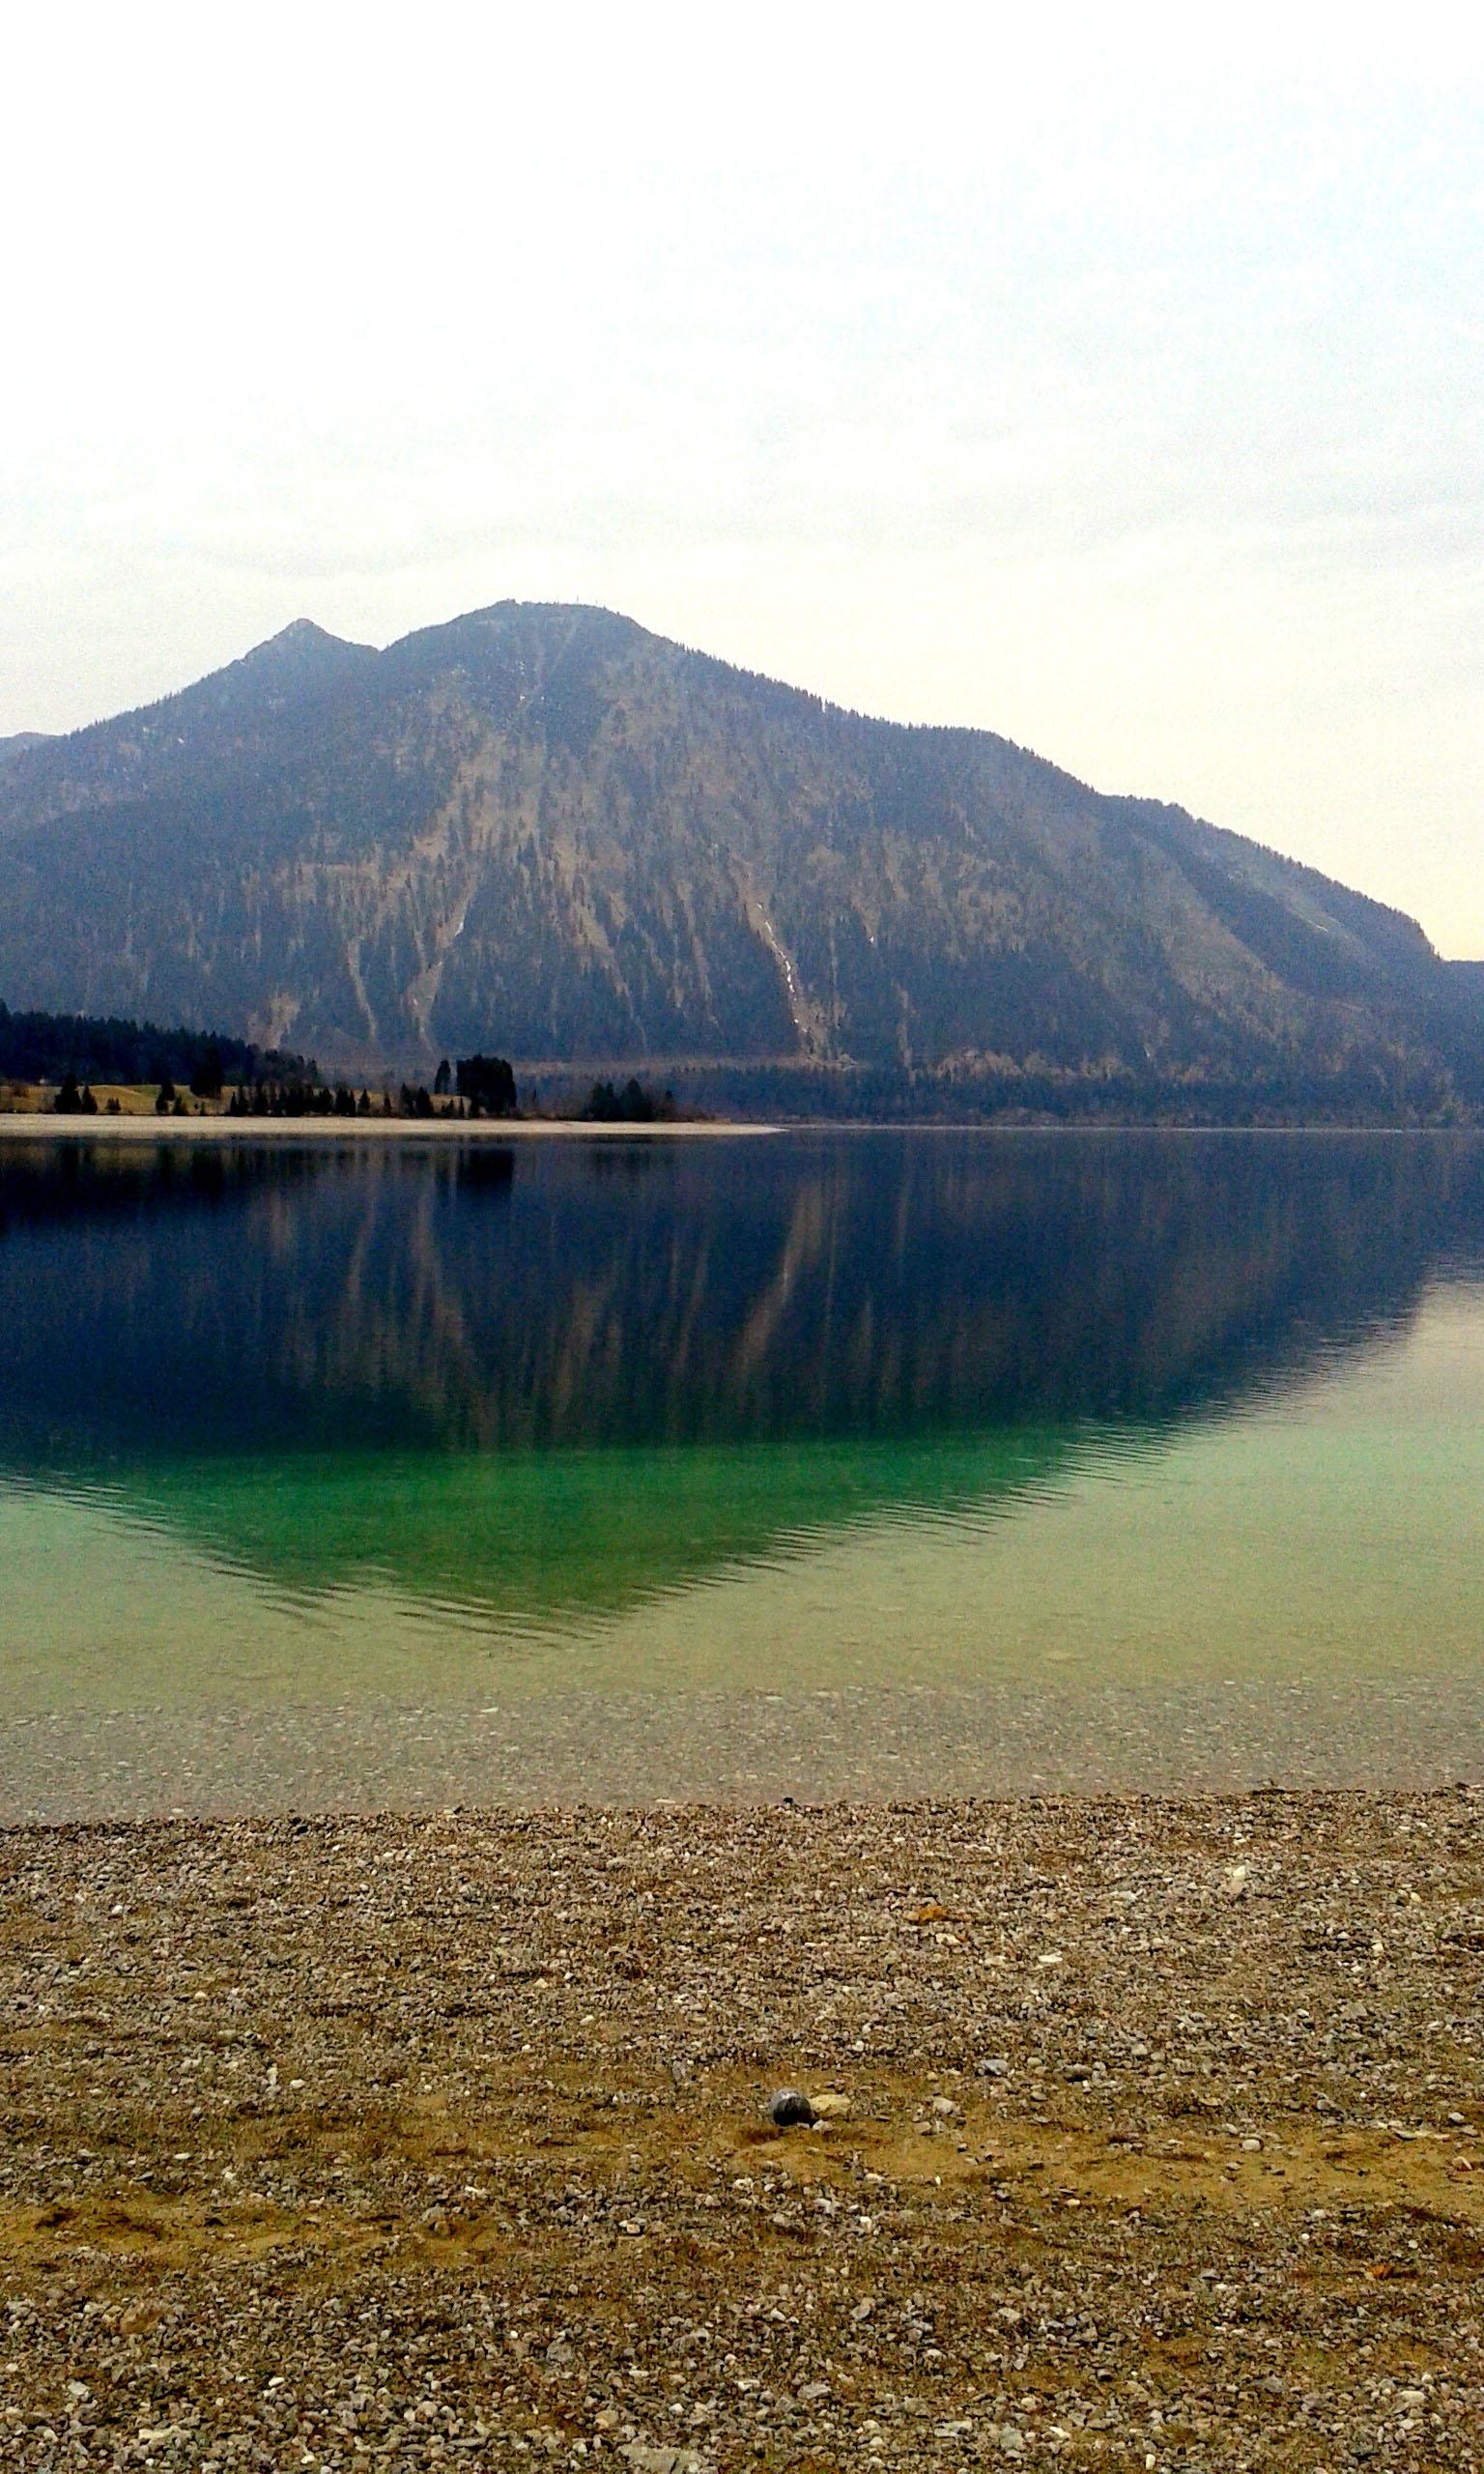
<box><xmin>2</xmin><ymin>1128</ymin><xmax>1483</xmax><ymax>1637</ymax></box>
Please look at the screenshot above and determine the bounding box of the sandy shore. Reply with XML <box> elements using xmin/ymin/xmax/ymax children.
<box><xmin>2</xmin><ymin>1791</ymin><xmax>1481</xmax><ymax>2467</ymax></box>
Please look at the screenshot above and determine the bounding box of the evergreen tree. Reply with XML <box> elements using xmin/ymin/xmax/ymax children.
<box><xmin>580</xmin><ymin>1075</ymin><xmax>659</xmax><ymax>1123</ymax></box>
<box><xmin>454</xmin><ymin>1053</ymin><xmax>517</xmax><ymax>1116</ymax></box>
<box><xmin>188</xmin><ymin>1040</ymin><xmax>224</xmax><ymax>1100</ymax></box>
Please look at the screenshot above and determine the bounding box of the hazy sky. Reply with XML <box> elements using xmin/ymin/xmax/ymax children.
<box><xmin>5</xmin><ymin>3</ymin><xmax>1482</xmax><ymax>948</ymax></box>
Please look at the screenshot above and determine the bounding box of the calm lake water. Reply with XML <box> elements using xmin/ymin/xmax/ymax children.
<box><xmin>2</xmin><ymin>1127</ymin><xmax>1483</xmax><ymax>1807</ymax></box>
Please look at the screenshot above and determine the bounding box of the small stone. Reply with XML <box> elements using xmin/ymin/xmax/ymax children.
<box><xmin>809</xmin><ymin>2089</ymin><xmax>852</xmax><ymax>2120</ymax></box>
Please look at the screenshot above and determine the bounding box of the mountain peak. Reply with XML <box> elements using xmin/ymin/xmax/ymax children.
<box><xmin>239</xmin><ymin>617</ymin><xmax>368</xmax><ymax>666</ymax></box>
<box><xmin>0</xmin><ymin>598</ymin><xmax>1475</xmax><ymax>1118</ymax></box>
<box><xmin>186</xmin><ymin>618</ymin><xmax>379</xmax><ymax>712</ymax></box>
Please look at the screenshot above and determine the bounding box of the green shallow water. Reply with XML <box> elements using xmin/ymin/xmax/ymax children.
<box><xmin>1</xmin><ymin>1128</ymin><xmax>1482</xmax><ymax>1775</ymax></box>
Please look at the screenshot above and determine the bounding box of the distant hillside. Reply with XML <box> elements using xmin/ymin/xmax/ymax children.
<box><xmin>0</xmin><ymin>601</ymin><xmax>1479</xmax><ymax>1119</ymax></box>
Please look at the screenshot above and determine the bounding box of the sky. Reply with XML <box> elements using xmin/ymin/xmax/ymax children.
<box><xmin>4</xmin><ymin>2</ymin><xmax>1482</xmax><ymax>948</ymax></box>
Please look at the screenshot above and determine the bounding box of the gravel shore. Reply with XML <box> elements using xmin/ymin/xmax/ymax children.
<box><xmin>3</xmin><ymin>1792</ymin><xmax>1482</xmax><ymax>2469</ymax></box>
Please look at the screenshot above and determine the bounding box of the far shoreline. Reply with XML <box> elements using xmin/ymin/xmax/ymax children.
<box><xmin>2</xmin><ymin>1112</ymin><xmax>1479</xmax><ymax>1143</ymax></box>
<box><xmin>0</xmin><ymin>1111</ymin><xmax>779</xmax><ymax>1141</ymax></box>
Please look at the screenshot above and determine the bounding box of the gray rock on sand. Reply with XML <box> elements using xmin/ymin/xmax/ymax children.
<box><xmin>766</xmin><ymin>2088</ymin><xmax>815</xmax><ymax>2127</ymax></box>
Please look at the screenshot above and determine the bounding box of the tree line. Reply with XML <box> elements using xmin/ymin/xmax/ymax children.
<box><xmin>220</xmin><ymin>1062</ymin><xmax>517</xmax><ymax>1119</ymax></box>
<box><xmin>0</xmin><ymin>1001</ymin><xmax>307</xmax><ymax>1093</ymax></box>
<box><xmin>580</xmin><ymin>1077</ymin><xmax>677</xmax><ymax>1123</ymax></box>
<box><xmin>6</xmin><ymin>1016</ymin><xmax>697</xmax><ymax>1126</ymax></box>
<box><xmin>0</xmin><ymin>1000</ymin><xmax>525</xmax><ymax>1121</ymax></box>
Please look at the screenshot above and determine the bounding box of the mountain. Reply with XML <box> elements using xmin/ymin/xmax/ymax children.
<box><xmin>0</xmin><ymin>601</ymin><xmax>1478</xmax><ymax>1117</ymax></box>
<box><xmin>1446</xmin><ymin>961</ymin><xmax>1484</xmax><ymax>1011</ymax></box>
<box><xmin>0</xmin><ymin>732</ymin><xmax>51</xmax><ymax>774</ymax></box>
<box><xmin>0</xmin><ymin>619</ymin><xmax>376</xmax><ymax>838</ymax></box>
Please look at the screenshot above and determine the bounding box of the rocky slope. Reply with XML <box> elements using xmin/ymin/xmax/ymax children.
<box><xmin>0</xmin><ymin>603</ymin><xmax>1477</xmax><ymax>1112</ymax></box>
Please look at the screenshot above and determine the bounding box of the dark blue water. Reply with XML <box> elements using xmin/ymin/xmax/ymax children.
<box><xmin>1</xmin><ymin>1127</ymin><xmax>1483</xmax><ymax>1719</ymax></box>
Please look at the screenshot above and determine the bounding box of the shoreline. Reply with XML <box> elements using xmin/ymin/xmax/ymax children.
<box><xmin>2</xmin><ymin>1112</ymin><xmax>1479</xmax><ymax>1143</ymax></box>
<box><xmin>3</xmin><ymin>1677</ymin><xmax>1483</xmax><ymax>1825</ymax></box>
<box><xmin>2</xmin><ymin>1788</ymin><xmax>1480</xmax><ymax>2467</ymax></box>
<box><xmin>0</xmin><ymin>1111</ymin><xmax>778</xmax><ymax>1141</ymax></box>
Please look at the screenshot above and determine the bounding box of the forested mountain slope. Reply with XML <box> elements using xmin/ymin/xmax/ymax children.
<box><xmin>0</xmin><ymin>602</ymin><xmax>1476</xmax><ymax>1115</ymax></box>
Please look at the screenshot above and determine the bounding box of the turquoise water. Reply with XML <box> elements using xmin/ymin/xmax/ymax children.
<box><xmin>1</xmin><ymin>1128</ymin><xmax>1482</xmax><ymax>1726</ymax></box>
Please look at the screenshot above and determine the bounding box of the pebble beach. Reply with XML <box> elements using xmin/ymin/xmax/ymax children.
<box><xmin>3</xmin><ymin>1790</ymin><xmax>1482</xmax><ymax>2469</ymax></box>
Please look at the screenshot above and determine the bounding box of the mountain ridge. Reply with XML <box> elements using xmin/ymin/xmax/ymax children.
<box><xmin>0</xmin><ymin>600</ymin><xmax>1478</xmax><ymax>1118</ymax></box>
<box><xmin>0</xmin><ymin>731</ymin><xmax>53</xmax><ymax>775</ymax></box>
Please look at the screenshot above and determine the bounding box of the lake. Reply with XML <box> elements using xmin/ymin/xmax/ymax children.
<box><xmin>3</xmin><ymin>1126</ymin><xmax>1483</xmax><ymax>1812</ymax></box>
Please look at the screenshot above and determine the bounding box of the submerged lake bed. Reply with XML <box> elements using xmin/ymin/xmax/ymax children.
<box><xmin>2</xmin><ymin>1126</ymin><xmax>1482</xmax><ymax>1811</ymax></box>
